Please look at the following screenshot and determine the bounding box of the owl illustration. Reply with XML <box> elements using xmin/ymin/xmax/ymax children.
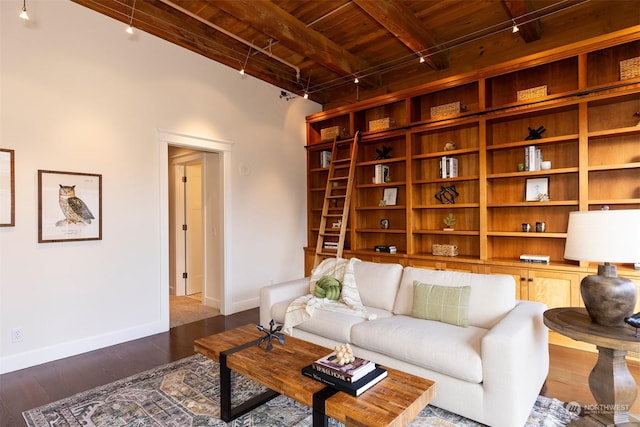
<box><xmin>56</xmin><ymin>185</ymin><xmax>94</xmax><ymax>226</ymax></box>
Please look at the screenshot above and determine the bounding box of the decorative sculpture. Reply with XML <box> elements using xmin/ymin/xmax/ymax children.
<box><xmin>435</xmin><ymin>185</ymin><xmax>459</xmax><ymax>204</ymax></box>
<box><xmin>524</xmin><ymin>126</ymin><xmax>546</xmax><ymax>140</ymax></box>
<box><xmin>624</xmin><ymin>312</ymin><xmax>640</xmax><ymax>338</ymax></box>
<box><xmin>256</xmin><ymin>320</ymin><xmax>285</xmax><ymax>351</ymax></box>
<box><xmin>334</xmin><ymin>343</ymin><xmax>356</xmax><ymax>365</ymax></box>
<box><xmin>444</xmin><ymin>141</ymin><xmax>457</xmax><ymax>151</ymax></box>
<box><xmin>375</xmin><ymin>145</ymin><xmax>393</xmax><ymax>160</ymax></box>
<box><xmin>443</xmin><ymin>213</ymin><xmax>456</xmax><ymax>230</ymax></box>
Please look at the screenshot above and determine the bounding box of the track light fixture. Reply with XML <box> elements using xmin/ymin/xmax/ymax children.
<box><xmin>354</xmin><ymin>76</ymin><xmax>359</xmax><ymax>84</ymax></box>
<box><xmin>279</xmin><ymin>90</ymin><xmax>294</xmax><ymax>101</ymax></box>
<box><xmin>512</xmin><ymin>20</ymin><xmax>519</xmax><ymax>33</ymax></box>
<box><xmin>240</xmin><ymin>44</ymin><xmax>252</xmax><ymax>75</ymax></box>
<box><xmin>126</xmin><ymin>0</ymin><xmax>136</xmax><ymax>34</ymax></box>
<box><xmin>419</xmin><ymin>55</ymin><xmax>426</xmax><ymax>64</ymax></box>
<box><xmin>19</xmin><ymin>0</ymin><xmax>29</xmax><ymax>20</ymax></box>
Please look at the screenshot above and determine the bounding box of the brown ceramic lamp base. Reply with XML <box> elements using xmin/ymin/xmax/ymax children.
<box><xmin>580</xmin><ymin>263</ymin><xmax>637</xmax><ymax>327</ymax></box>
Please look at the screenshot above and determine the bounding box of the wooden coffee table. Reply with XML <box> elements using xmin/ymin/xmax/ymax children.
<box><xmin>194</xmin><ymin>324</ymin><xmax>436</xmax><ymax>427</ymax></box>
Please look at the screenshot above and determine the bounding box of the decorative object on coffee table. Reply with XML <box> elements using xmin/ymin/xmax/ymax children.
<box><xmin>256</xmin><ymin>320</ymin><xmax>285</xmax><ymax>351</ymax></box>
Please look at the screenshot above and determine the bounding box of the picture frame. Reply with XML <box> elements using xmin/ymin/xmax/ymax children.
<box><xmin>382</xmin><ymin>187</ymin><xmax>398</xmax><ymax>206</ymax></box>
<box><xmin>525</xmin><ymin>177</ymin><xmax>550</xmax><ymax>202</ymax></box>
<box><xmin>0</xmin><ymin>149</ymin><xmax>15</xmax><ymax>227</ymax></box>
<box><xmin>38</xmin><ymin>170</ymin><xmax>102</xmax><ymax>243</ymax></box>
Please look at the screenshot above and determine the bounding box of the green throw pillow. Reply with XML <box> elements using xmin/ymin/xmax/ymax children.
<box><xmin>411</xmin><ymin>281</ymin><xmax>471</xmax><ymax>327</ymax></box>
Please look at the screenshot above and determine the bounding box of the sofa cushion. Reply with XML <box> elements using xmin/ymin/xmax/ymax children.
<box><xmin>351</xmin><ymin>315</ymin><xmax>486</xmax><ymax>383</ymax></box>
<box><xmin>393</xmin><ymin>268</ymin><xmax>516</xmax><ymax>329</ymax></box>
<box><xmin>271</xmin><ymin>300</ymin><xmax>393</xmax><ymax>343</ymax></box>
<box><xmin>412</xmin><ymin>281</ymin><xmax>471</xmax><ymax>327</ymax></box>
<box><xmin>353</xmin><ymin>261</ymin><xmax>403</xmax><ymax>312</ymax></box>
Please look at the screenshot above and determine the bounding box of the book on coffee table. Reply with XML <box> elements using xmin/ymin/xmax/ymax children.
<box><xmin>312</xmin><ymin>352</ymin><xmax>376</xmax><ymax>383</ymax></box>
<box><xmin>302</xmin><ymin>364</ymin><xmax>388</xmax><ymax>396</ymax></box>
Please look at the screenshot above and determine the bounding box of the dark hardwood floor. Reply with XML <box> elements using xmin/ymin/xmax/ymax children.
<box><xmin>1</xmin><ymin>307</ymin><xmax>639</xmax><ymax>426</ymax></box>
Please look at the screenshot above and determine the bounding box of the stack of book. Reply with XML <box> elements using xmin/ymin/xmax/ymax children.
<box><xmin>439</xmin><ymin>156</ymin><xmax>458</xmax><ymax>178</ymax></box>
<box><xmin>302</xmin><ymin>352</ymin><xmax>387</xmax><ymax>396</ymax></box>
<box><xmin>323</xmin><ymin>241</ymin><xmax>339</xmax><ymax>250</ymax></box>
<box><xmin>524</xmin><ymin>145</ymin><xmax>543</xmax><ymax>171</ymax></box>
<box><xmin>373</xmin><ymin>164</ymin><xmax>390</xmax><ymax>184</ymax></box>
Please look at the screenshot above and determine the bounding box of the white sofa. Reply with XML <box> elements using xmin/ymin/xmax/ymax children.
<box><xmin>259</xmin><ymin>259</ymin><xmax>549</xmax><ymax>427</ymax></box>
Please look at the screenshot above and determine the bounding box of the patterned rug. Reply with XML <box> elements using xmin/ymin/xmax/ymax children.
<box><xmin>23</xmin><ymin>354</ymin><xmax>579</xmax><ymax>427</ymax></box>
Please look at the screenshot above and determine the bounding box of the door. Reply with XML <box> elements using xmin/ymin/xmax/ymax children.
<box><xmin>175</xmin><ymin>162</ymin><xmax>204</xmax><ymax>296</ymax></box>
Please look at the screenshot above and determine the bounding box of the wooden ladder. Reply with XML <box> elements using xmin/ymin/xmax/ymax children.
<box><xmin>314</xmin><ymin>131</ymin><xmax>360</xmax><ymax>268</ymax></box>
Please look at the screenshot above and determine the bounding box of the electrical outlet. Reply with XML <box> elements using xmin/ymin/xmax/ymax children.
<box><xmin>11</xmin><ymin>328</ymin><xmax>24</xmax><ymax>343</ymax></box>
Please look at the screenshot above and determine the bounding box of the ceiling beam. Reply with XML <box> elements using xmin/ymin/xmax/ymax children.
<box><xmin>352</xmin><ymin>0</ymin><xmax>449</xmax><ymax>71</ymax></box>
<box><xmin>210</xmin><ymin>0</ymin><xmax>373</xmax><ymax>80</ymax></box>
<box><xmin>503</xmin><ymin>0</ymin><xmax>542</xmax><ymax>43</ymax></box>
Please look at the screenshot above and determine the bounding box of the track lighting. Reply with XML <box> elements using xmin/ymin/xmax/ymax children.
<box><xmin>354</xmin><ymin>77</ymin><xmax>359</xmax><ymax>84</ymax></box>
<box><xmin>240</xmin><ymin>45</ymin><xmax>252</xmax><ymax>75</ymax></box>
<box><xmin>19</xmin><ymin>0</ymin><xmax>29</xmax><ymax>20</ymax></box>
<box><xmin>419</xmin><ymin>55</ymin><xmax>425</xmax><ymax>64</ymax></box>
<box><xmin>512</xmin><ymin>20</ymin><xmax>519</xmax><ymax>33</ymax></box>
<box><xmin>303</xmin><ymin>92</ymin><xmax>309</xmax><ymax>99</ymax></box>
<box><xmin>126</xmin><ymin>0</ymin><xmax>136</xmax><ymax>34</ymax></box>
<box><xmin>280</xmin><ymin>90</ymin><xmax>294</xmax><ymax>101</ymax></box>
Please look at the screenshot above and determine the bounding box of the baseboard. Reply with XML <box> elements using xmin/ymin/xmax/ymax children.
<box><xmin>0</xmin><ymin>320</ymin><xmax>167</xmax><ymax>374</ymax></box>
<box><xmin>230</xmin><ymin>297</ymin><xmax>259</xmax><ymax>315</ymax></box>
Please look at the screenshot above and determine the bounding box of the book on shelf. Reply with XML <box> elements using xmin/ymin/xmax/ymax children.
<box><xmin>439</xmin><ymin>156</ymin><xmax>458</xmax><ymax>178</ymax></box>
<box><xmin>374</xmin><ymin>245</ymin><xmax>397</xmax><ymax>253</ymax></box>
<box><xmin>312</xmin><ymin>351</ymin><xmax>376</xmax><ymax>382</ymax></box>
<box><xmin>302</xmin><ymin>364</ymin><xmax>388</xmax><ymax>396</ymax></box>
<box><xmin>373</xmin><ymin>164</ymin><xmax>390</xmax><ymax>184</ymax></box>
<box><xmin>320</xmin><ymin>151</ymin><xmax>331</xmax><ymax>168</ymax></box>
<box><xmin>524</xmin><ymin>146</ymin><xmax>543</xmax><ymax>171</ymax></box>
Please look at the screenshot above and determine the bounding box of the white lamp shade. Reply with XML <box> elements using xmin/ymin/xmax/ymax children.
<box><xmin>564</xmin><ymin>209</ymin><xmax>640</xmax><ymax>263</ymax></box>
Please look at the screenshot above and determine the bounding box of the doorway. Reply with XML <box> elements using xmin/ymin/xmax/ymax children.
<box><xmin>159</xmin><ymin>130</ymin><xmax>233</xmax><ymax>327</ymax></box>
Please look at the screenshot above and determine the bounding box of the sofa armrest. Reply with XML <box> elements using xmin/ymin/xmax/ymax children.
<box><xmin>481</xmin><ymin>300</ymin><xmax>549</xmax><ymax>426</ymax></box>
<box><xmin>259</xmin><ymin>278</ymin><xmax>309</xmax><ymax>327</ymax></box>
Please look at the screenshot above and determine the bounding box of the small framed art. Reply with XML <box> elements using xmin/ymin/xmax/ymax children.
<box><xmin>0</xmin><ymin>149</ymin><xmax>15</xmax><ymax>226</ymax></box>
<box><xmin>525</xmin><ymin>177</ymin><xmax>549</xmax><ymax>202</ymax></box>
<box><xmin>38</xmin><ymin>170</ymin><xmax>102</xmax><ymax>243</ymax></box>
<box><xmin>382</xmin><ymin>187</ymin><xmax>398</xmax><ymax>206</ymax></box>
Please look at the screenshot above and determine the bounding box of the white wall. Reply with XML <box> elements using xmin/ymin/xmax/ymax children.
<box><xmin>0</xmin><ymin>0</ymin><xmax>321</xmax><ymax>373</ymax></box>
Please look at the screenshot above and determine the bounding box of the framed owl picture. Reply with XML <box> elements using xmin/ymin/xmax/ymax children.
<box><xmin>38</xmin><ymin>170</ymin><xmax>102</xmax><ymax>243</ymax></box>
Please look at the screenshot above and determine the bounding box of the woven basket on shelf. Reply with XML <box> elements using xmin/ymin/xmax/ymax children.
<box><xmin>432</xmin><ymin>244</ymin><xmax>458</xmax><ymax>257</ymax></box>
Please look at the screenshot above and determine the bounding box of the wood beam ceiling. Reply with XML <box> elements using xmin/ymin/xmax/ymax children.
<box><xmin>352</xmin><ymin>0</ymin><xmax>449</xmax><ymax>71</ymax></box>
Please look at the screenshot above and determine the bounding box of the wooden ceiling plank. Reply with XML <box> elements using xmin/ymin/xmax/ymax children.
<box><xmin>352</xmin><ymin>0</ymin><xmax>449</xmax><ymax>71</ymax></box>
<box><xmin>211</xmin><ymin>0</ymin><xmax>372</xmax><ymax>79</ymax></box>
<box><xmin>503</xmin><ymin>0</ymin><xmax>542</xmax><ymax>43</ymax></box>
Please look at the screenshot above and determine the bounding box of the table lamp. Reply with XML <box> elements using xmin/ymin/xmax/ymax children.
<box><xmin>564</xmin><ymin>209</ymin><xmax>640</xmax><ymax>327</ymax></box>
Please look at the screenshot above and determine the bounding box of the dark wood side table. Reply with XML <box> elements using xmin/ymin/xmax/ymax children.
<box><xmin>544</xmin><ymin>307</ymin><xmax>640</xmax><ymax>426</ymax></box>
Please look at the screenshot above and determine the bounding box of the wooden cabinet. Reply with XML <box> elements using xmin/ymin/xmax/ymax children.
<box><xmin>485</xmin><ymin>265</ymin><xmax>581</xmax><ymax>306</ymax></box>
<box><xmin>304</xmin><ymin>29</ymin><xmax>640</xmax><ymax>315</ymax></box>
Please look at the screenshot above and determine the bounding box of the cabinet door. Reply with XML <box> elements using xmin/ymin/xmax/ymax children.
<box><xmin>528</xmin><ymin>270</ymin><xmax>580</xmax><ymax>308</ymax></box>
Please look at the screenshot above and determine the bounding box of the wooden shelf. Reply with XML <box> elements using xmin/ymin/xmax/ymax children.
<box><xmin>304</xmin><ymin>30</ymin><xmax>640</xmax><ymax>297</ymax></box>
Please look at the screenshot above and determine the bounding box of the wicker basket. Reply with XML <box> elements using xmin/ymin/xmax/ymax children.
<box><xmin>432</xmin><ymin>244</ymin><xmax>458</xmax><ymax>257</ymax></box>
<box><xmin>620</xmin><ymin>56</ymin><xmax>640</xmax><ymax>80</ymax></box>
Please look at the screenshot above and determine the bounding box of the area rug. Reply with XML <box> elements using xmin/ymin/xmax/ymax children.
<box><xmin>23</xmin><ymin>354</ymin><xmax>579</xmax><ymax>427</ymax></box>
<box><xmin>170</xmin><ymin>295</ymin><xmax>219</xmax><ymax>328</ymax></box>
